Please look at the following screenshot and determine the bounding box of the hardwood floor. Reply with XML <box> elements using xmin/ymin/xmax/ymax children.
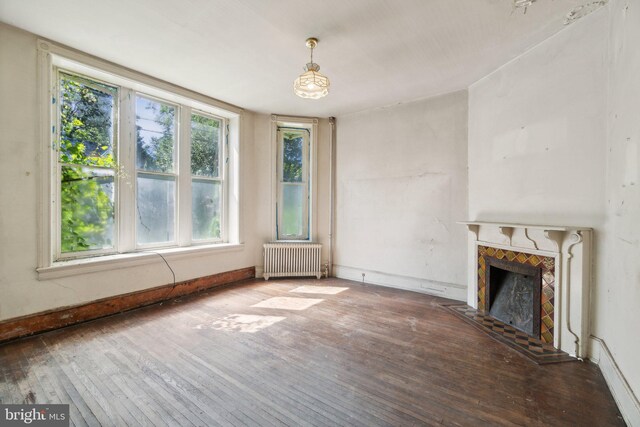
<box><xmin>0</xmin><ymin>278</ymin><xmax>624</xmax><ymax>426</ymax></box>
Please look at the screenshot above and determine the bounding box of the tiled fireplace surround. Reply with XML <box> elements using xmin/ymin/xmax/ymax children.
<box><xmin>478</xmin><ymin>245</ymin><xmax>556</xmax><ymax>344</ymax></box>
<box><xmin>460</xmin><ymin>222</ymin><xmax>592</xmax><ymax>358</ymax></box>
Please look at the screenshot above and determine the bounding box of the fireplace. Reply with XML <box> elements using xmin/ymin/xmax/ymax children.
<box><xmin>460</xmin><ymin>222</ymin><xmax>593</xmax><ymax>357</ymax></box>
<box><xmin>485</xmin><ymin>256</ymin><xmax>541</xmax><ymax>339</ymax></box>
<box><xmin>478</xmin><ymin>245</ymin><xmax>555</xmax><ymax>343</ymax></box>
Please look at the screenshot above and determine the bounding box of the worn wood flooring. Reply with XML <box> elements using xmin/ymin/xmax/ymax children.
<box><xmin>0</xmin><ymin>278</ymin><xmax>624</xmax><ymax>426</ymax></box>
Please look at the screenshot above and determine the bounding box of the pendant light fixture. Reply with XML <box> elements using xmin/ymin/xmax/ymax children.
<box><xmin>293</xmin><ymin>37</ymin><xmax>330</xmax><ymax>99</ymax></box>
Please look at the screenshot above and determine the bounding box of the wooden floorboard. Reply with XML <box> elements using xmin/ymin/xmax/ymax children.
<box><xmin>0</xmin><ymin>278</ymin><xmax>625</xmax><ymax>426</ymax></box>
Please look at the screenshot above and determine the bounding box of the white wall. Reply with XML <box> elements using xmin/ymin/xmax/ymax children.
<box><xmin>469</xmin><ymin>1</ymin><xmax>640</xmax><ymax>418</ymax></box>
<box><xmin>0</xmin><ymin>23</ymin><xmax>262</xmax><ymax>321</ymax></box>
<box><xmin>468</xmin><ymin>11</ymin><xmax>607</xmax><ymax>226</ymax></box>
<box><xmin>334</xmin><ymin>91</ymin><xmax>468</xmax><ymax>300</ymax></box>
<box><xmin>600</xmin><ymin>0</ymin><xmax>640</xmax><ymax>406</ymax></box>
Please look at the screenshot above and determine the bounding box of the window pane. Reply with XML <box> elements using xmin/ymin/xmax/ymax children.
<box><xmin>61</xmin><ymin>166</ymin><xmax>114</xmax><ymax>253</ymax></box>
<box><xmin>282</xmin><ymin>132</ymin><xmax>304</xmax><ymax>183</ymax></box>
<box><xmin>59</xmin><ymin>73</ymin><xmax>116</xmax><ymax>168</ymax></box>
<box><xmin>136</xmin><ymin>173</ymin><xmax>175</xmax><ymax>245</ymax></box>
<box><xmin>191</xmin><ymin>114</ymin><xmax>220</xmax><ymax>177</ymax></box>
<box><xmin>281</xmin><ymin>184</ymin><xmax>305</xmax><ymax>238</ymax></box>
<box><xmin>136</xmin><ymin>96</ymin><xmax>176</xmax><ymax>172</ymax></box>
<box><xmin>192</xmin><ymin>179</ymin><xmax>221</xmax><ymax>240</ymax></box>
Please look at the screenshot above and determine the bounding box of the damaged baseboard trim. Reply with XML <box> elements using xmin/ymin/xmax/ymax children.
<box><xmin>0</xmin><ymin>266</ymin><xmax>255</xmax><ymax>344</ymax></box>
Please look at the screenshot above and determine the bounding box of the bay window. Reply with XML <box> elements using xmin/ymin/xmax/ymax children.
<box><xmin>39</xmin><ymin>42</ymin><xmax>240</xmax><ymax>274</ymax></box>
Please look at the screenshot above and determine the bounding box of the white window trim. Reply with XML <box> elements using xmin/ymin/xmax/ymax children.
<box><xmin>133</xmin><ymin>93</ymin><xmax>179</xmax><ymax>250</ymax></box>
<box><xmin>53</xmin><ymin>72</ymin><xmax>121</xmax><ymax>260</ymax></box>
<box><xmin>189</xmin><ymin>109</ymin><xmax>228</xmax><ymax>245</ymax></box>
<box><xmin>276</xmin><ymin>127</ymin><xmax>310</xmax><ymax>240</ymax></box>
<box><xmin>270</xmin><ymin>115</ymin><xmax>318</xmax><ymax>242</ymax></box>
<box><xmin>37</xmin><ymin>243</ymin><xmax>245</xmax><ymax>281</ymax></box>
<box><xmin>36</xmin><ymin>39</ymin><xmax>244</xmax><ymax>279</ymax></box>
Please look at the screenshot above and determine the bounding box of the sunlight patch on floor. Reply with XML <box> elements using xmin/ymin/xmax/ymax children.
<box><xmin>289</xmin><ymin>285</ymin><xmax>349</xmax><ymax>295</ymax></box>
<box><xmin>251</xmin><ymin>297</ymin><xmax>324</xmax><ymax>311</ymax></box>
<box><xmin>194</xmin><ymin>314</ymin><xmax>286</xmax><ymax>333</ymax></box>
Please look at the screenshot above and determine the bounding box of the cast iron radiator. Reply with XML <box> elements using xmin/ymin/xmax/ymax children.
<box><xmin>263</xmin><ymin>243</ymin><xmax>322</xmax><ymax>280</ymax></box>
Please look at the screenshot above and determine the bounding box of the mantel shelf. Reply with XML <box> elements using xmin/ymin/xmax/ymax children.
<box><xmin>457</xmin><ymin>221</ymin><xmax>592</xmax><ymax>232</ymax></box>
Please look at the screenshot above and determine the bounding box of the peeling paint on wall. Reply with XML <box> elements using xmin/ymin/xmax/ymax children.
<box><xmin>565</xmin><ymin>1</ymin><xmax>609</xmax><ymax>25</ymax></box>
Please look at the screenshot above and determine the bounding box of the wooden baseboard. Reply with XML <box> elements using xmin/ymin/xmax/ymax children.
<box><xmin>589</xmin><ymin>336</ymin><xmax>640</xmax><ymax>426</ymax></box>
<box><xmin>333</xmin><ymin>265</ymin><xmax>467</xmax><ymax>301</ymax></box>
<box><xmin>0</xmin><ymin>266</ymin><xmax>256</xmax><ymax>343</ymax></box>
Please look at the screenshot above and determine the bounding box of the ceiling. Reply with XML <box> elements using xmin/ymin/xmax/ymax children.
<box><xmin>0</xmin><ymin>0</ymin><xmax>590</xmax><ymax>117</ymax></box>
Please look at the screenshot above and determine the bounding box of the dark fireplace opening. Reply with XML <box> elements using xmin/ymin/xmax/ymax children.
<box><xmin>488</xmin><ymin>268</ymin><xmax>535</xmax><ymax>336</ymax></box>
<box><xmin>485</xmin><ymin>257</ymin><xmax>541</xmax><ymax>339</ymax></box>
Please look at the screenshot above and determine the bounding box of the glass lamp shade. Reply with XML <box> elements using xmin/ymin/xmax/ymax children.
<box><xmin>293</xmin><ymin>64</ymin><xmax>330</xmax><ymax>99</ymax></box>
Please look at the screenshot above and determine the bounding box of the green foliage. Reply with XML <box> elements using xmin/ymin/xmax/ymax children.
<box><xmin>61</xmin><ymin>167</ymin><xmax>114</xmax><ymax>252</ymax></box>
<box><xmin>191</xmin><ymin>114</ymin><xmax>221</xmax><ymax>240</ymax></box>
<box><xmin>283</xmin><ymin>132</ymin><xmax>304</xmax><ymax>182</ymax></box>
<box><xmin>279</xmin><ymin>130</ymin><xmax>308</xmax><ymax>238</ymax></box>
<box><xmin>58</xmin><ymin>76</ymin><xmax>223</xmax><ymax>252</ymax></box>
<box><xmin>59</xmin><ymin>75</ymin><xmax>116</xmax><ymax>253</ymax></box>
<box><xmin>136</xmin><ymin>98</ymin><xmax>175</xmax><ymax>173</ymax></box>
<box><xmin>191</xmin><ymin>114</ymin><xmax>221</xmax><ymax>239</ymax></box>
<box><xmin>59</xmin><ymin>75</ymin><xmax>115</xmax><ymax>168</ymax></box>
<box><xmin>191</xmin><ymin>114</ymin><xmax>220</xmax><ymax>177</ymax></box>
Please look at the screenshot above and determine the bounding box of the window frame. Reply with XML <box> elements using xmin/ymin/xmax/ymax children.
<box><xmin>189</xmin><ymin>109</ymin><xmax>228</xmax><ymax>245</ymax></box>
<box><xmin>270</xmin><ymin>115</ymin><xmax>318</xmax><ymax>242</ymax></box>
<box><xmin>37</xmin><ymin>40</ymin><xmax>242</xmax><ymax>276</ymax></box>
<box><xmin>54</xmin><ymin>70</ymin><xmax>121</xmax><ymax>259</ymax></box>
<box><xmin>276</xmin><ymin>127</ymin><xmax>310</xmax><ymax>240</ymax></box>
<box><xmin>133</xmin><ymin>92</ymin><xmax>180</xmax><ymax>250</ymax></box>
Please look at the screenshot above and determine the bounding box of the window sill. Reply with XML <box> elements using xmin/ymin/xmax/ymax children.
<box><xmin>37</xmin><ymin>243</ymin><xmax>245</xmax><ymax>281</ymax></box>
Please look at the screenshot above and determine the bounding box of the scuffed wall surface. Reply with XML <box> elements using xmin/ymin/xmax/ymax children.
<box><xmin>334</xmin><ymin>91</ymin><xmax>468</xmax><ymax>292</ymax></box>
<box><xmin>468</xmin><ymin>9</ymin><xmax>607</xmax><ymax>226</ymax></box>
<box><xmin>601</xmin><ymin>0</ymin><xmax>640</xmax><ymax>400</ymax></box>
<box><xmin>469</xmin><ymin>0</ymin><xmax>640</xmax><ymax>402</ymax></box>
<box><xmin>0</xmin><ymin>23</ymin><xmax>260</xmax><ymax>321</ymax></box>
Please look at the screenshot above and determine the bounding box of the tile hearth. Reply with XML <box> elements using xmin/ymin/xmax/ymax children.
<box><xmin>441</xmin><ymin>303</ymin><xmax>575</xmax><ymax>364</ymax></box>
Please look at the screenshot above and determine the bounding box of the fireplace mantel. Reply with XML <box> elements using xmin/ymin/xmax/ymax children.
<box><xmin>458</xmin><ymin>221</ymin><xmax>592</xmax><ymax>358</ymax></box>
<box><xmin>459</xmin><ymin>221</ymin><xmax>571</xmax><ymax>231</ymax></box>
